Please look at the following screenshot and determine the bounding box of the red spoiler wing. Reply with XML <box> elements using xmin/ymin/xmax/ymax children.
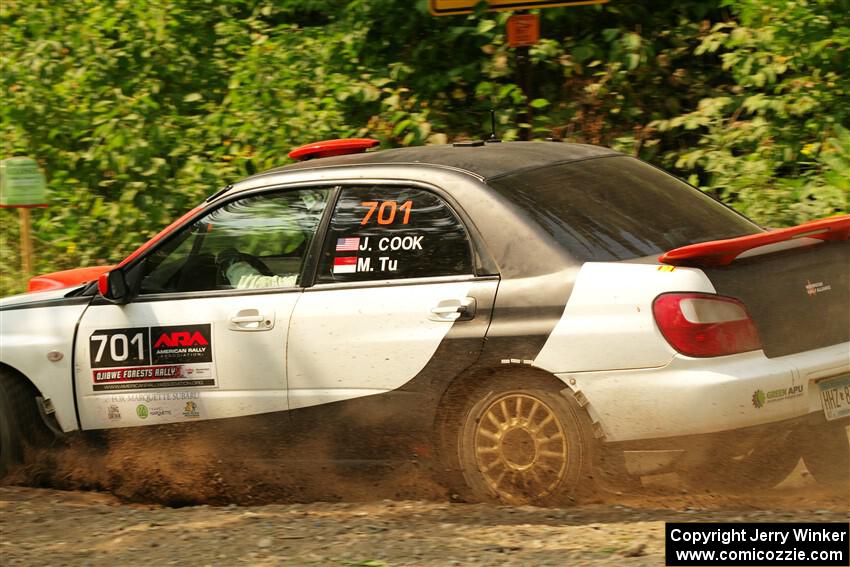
<box><xmin>659</xmin><ymin>215</ymin><xmax>850</xmax><ymax>267</ymax></box>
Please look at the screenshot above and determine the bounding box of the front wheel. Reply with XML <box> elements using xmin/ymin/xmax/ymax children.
<box><xmin>0</xmin><ymin>370</ymin><xmax>29</xmax><ymax>478</ymax></box>
<box><xmin>457</xmin><ymin>381</ymin><xmax>595</xmax><ymax>505</ymax></box>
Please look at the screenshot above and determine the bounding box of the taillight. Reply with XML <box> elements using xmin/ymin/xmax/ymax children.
<box><xmin>652</xmin><ymin>293</ymin><xmax>762</xmax><ymax>357</ymax></box>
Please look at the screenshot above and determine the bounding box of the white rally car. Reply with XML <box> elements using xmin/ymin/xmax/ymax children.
<box><xmin>1</xmin><ymin>139</ymin><xmax>848</xmax><ymax>504</ymax></box>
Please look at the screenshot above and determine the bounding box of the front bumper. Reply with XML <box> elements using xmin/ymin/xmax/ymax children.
<box><xmin>558</xmin><ymin>341</ymin><xmax>850</xmax><ymax>443</ymax></box>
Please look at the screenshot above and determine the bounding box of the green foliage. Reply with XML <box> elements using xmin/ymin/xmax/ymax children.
<box><xmin>1</xmin><ymin>0</ymin><xmax>848</xmax><ymax>295</ymax></box>
<box><xmin>649</xmin><ymin>0</ymin><xmax>850</xmax><ymax>225</ymax></box>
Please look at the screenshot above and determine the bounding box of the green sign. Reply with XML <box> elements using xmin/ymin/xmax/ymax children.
<box><xmin>0</xmin><ymin>157</ymin><xmax>48</xmax><ymax>207</ymax></box>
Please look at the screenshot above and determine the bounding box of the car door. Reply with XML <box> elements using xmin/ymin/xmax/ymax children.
<box><xmin>74</xmin><ymin>187</ymin><xmax>332</xmax><ymax>429</ymax></box>
<box><xmin>287</xmin><ymin>183</ymin><xmax>498</xmax><ymax>426</ymax></box>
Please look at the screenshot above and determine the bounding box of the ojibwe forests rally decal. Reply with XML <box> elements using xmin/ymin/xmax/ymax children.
<box><xmin>89</xmin><ymin>324</ymin><xmax>215</xmax><ymax>391</ymax></box>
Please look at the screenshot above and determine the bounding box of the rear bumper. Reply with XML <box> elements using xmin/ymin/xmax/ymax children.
<box><xmin>558</xmin><ymin>341</ymin><xmax>850</xmax><ymax>443</ymax></box>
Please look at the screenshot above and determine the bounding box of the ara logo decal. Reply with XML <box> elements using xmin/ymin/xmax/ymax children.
<box><xmin>805</xmin><ymin>280</ymin><xmax>831</xmax><ymax>297</ymax></box>
<box><xmin>154</xmin><ymin>331</ymin><xmax>209</xmax><ymax>348</ymax></box>
<box><xmin>151</xmin><ymin>324</ymin><xmax>213</xmax><ymax>365</ymax></box>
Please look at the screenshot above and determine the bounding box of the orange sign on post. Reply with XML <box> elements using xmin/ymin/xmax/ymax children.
<box><xmin>507</xmin><ymin>13</ymin><xmax>540</xmax><ymax>47</ymax></box>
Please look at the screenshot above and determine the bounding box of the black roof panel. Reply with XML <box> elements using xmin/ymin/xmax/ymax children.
<box><xmin>258</xmin><ymin>141</ymin><xmax>620</xmax><ymax>181</ymax></box>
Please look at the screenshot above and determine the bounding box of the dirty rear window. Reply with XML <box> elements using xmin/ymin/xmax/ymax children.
<box><xmin>487</xmin><ymin>156</ymin><xmax>761</xmax><ymax>262</ymax></box>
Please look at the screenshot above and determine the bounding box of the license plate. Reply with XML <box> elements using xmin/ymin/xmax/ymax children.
<box><xmin>818</xmin><ymin>374</ymin><xmax>850</xmax><ymax>421</ymax></box>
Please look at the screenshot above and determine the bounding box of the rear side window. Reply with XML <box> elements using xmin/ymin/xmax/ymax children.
<box><xmin>488</xmin><ymin>156</ymin><xmax>761</xmax><ymax>261</ymax></box>
<box><xmin>316</xmin><ymin>186</ymin><xmax>473</xmax><ymax>283</ymax></box>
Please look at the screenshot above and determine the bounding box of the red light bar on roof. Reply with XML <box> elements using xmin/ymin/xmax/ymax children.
<box><xmin>288</xmin><ymin>138</ymin><xmax>379</xmax><ymax>161</ymax></box>
<box><xmin>659</xmin><ymin>215</ymin><xmax>850</xmax><ymax>267</ymax></box>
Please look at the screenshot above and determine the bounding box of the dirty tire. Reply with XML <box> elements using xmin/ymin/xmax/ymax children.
<box><xmin>801</xmin><ymin>422</ymin><xmax>850</xmax><ymax>489</ymax></box>
<box><xmin>431</xmin><ymin>392</ymin><xmax>475</xmax><ymax>502</ymax></box>
<box><xmin>457</xmin><ymin>379</ymin><xmax>594</xmax><ymax>505</ymax></box>
<box><xmin>0</xmin><ymin>369</ymin><xmax>40</xmax><ymax>479</ymax></box>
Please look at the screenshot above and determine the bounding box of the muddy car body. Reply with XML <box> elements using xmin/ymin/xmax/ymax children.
<box><xmin>1</xmin><ymin>141</ymin><xmax>848</xmax><ymax>503</ymax></box>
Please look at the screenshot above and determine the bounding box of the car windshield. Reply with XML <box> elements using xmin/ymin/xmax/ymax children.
<box><xmin>487</xmin><ymin>155</ymin><xmax>761</xmax><ymax>262</ymax></box>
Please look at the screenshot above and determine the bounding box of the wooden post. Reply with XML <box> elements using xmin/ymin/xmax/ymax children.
<box><xmin>516</xmin><ymin>45</ymin><xmax>532</xmax><ymax>141</ymax></box>
<box><xmin>507</xmin><ymin>13</ymin><xmax>539</xmax><ymax>141</ymax></box>
<box><xmin>18</xmin><ymin>208</ymin><xmax>33</xmax><ymax>277</ymax></box>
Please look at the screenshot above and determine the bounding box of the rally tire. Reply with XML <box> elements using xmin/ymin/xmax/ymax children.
<box><xmin>431</xmin><ymin>392</ymin><xmax>475</xmax><ymax>502</ymax></box>
<box><xmin>456</xmin><ymin>378</ymin><xmax>595</xmax><ymax>505</ymax></box>
<box><xmin>0</xmin><ymin>369</ymin><xmax>41</xmax><ymax>479</ymax></box>
<box><xmin>801</xmin><ymin>422</ymin><xmax>850</xmax><ymax>489</ymax></box>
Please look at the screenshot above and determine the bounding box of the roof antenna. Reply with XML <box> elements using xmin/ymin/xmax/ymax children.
<box><xmin>486</xmin><ymin>109</ymin><xmax>501</xmax><ymax>143</ymax></box>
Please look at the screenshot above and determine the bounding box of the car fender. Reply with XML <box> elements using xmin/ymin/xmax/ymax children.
<box><xmin>0</xmin><ymin>289</ymin><xmax>91</xmax><ymax>432</ymax></box>
<box><xmin>532</xmin><ymin>262</ymin><xmax>716</xmax><ymax>374</ymax></box>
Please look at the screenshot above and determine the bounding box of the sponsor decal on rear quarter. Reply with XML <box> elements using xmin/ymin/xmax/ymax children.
<box><xmin>805</xmin><ymin>279</ymin><xmax>832</xmax><ymax>296</ymax></box>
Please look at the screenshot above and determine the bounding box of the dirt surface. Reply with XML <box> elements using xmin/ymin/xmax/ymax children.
<box><xmin>2</xmin><ymin>425</ymin><xmax>848</xmax><ymax>565</ymax></box>
<box><xmin>1</xmin><ymin>484</ymin><xmax>848</xmax><ymax>567</ymax></box>
<box><xmin>0</xmin><ymin>487</ymin><xmax>848</xmax><ymax>566</ymax></box>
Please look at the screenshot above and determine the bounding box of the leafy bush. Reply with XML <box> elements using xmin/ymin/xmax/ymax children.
<box><xmin>1</xmin><ymin>0</ymin><xmax>847</xmax><ymax>296</ymax></box>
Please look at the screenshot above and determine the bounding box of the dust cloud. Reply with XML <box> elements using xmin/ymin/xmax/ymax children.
<box><xmin>5</xmin><ymin>420</ymin><xmax>848</xmax><ymax>513</ymax></box>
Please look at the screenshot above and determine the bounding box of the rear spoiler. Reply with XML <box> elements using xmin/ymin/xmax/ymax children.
<box><xmin>659</xmin><ymin>215</ymin><xmax>850</xmax><ymax>267</ymax></box>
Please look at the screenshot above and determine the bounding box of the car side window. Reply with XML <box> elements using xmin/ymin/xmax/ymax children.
<box><xmin>139</xmin><ymin>188</ymin><xmax>330</xmax><ymax>294</ymax></box>
<box><xmin>316</xmin><ymin>186</ymin><xmax>473</xmax><ymax>283</ymax></box>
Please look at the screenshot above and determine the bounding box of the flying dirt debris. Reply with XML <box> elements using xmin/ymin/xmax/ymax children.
<box><xmin>6</xmin><ymin>422</ymin><xmax>848</xmax><ymax>509</ymax></box>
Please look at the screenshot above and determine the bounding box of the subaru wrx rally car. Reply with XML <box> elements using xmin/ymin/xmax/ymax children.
<box><xmin>1</xmin><ymin>139</ymin><xmax>848</xmax><ymax>504</ymax></box>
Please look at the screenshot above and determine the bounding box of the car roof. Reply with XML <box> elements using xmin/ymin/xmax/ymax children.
<box><xmin>250</xmin><ymin>141</ymin><xmax>621</xmax><ymax>182</ymax></box>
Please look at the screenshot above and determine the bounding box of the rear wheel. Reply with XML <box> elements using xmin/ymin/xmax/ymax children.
<box><xmin>456</xmin><ymin>379</ymin><xmax>595</xmax><ymax>505</ymax></box>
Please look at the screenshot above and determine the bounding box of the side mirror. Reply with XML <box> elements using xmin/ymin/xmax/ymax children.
<box><xmin>97</xmin><ymin>269</ymin><xmax>130</xmax><ymax>304</ymax></box>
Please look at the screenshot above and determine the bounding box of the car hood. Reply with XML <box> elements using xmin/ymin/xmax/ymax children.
<box><xmin>0</xmin><ymin>285</ymin><xmax>85</xmax><ymax>307</ymax></box>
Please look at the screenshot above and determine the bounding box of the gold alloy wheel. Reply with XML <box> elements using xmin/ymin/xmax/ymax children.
<box><xmin>473</xmin><ymin>393</ymin><xmax>569</xmax><ymax>501</ymax></box>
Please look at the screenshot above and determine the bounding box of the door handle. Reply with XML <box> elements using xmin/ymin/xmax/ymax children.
<box><xmin>429</xmin><ymin>297</ymin><xmax>476</xmax><ymax>322</ymax></box>
<box><xmin>229</xmin><ymin>309</ymin><xmax>275</xmax><ymax>331</ymax></box>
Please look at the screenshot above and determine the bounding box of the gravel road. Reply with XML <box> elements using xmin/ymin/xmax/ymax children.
<box><xmin>2</xmin><ymin>425</ymin><xmax>847</xmax><ymax>566</ymax></box>
<box><xmin>2</xmin><ymin>481</ymin><xmax>848</xmax><ymax>567</ymax></box>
